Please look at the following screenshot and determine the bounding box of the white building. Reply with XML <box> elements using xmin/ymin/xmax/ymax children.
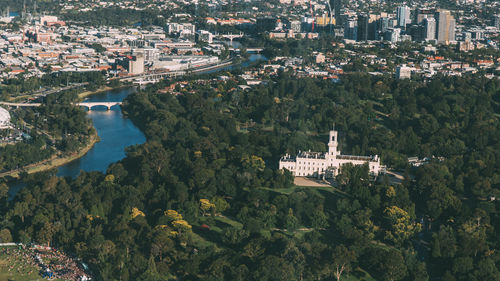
<box><xmin>197</xmin><ymin>30</ymin><xmax>213</xmax><ymax>43</ymax></box>
<box><xmin>396</xmin><ymin>64</ymin><xmax>415</xmax><ymax>79</ymax></box>
<box><xmin>396</xmin><ymin>6</ymin><xmax>411</xmax><ymax>28</ymax></box>
<box><xmin>279</xmin><ymin>129</ymin><xmax>382</xmax><ymax>178</ymax></box>
<box><xmin>0</xmin><ymin>106</ymin><xmax>10</xmax><ymax>129</ymax></box>
<box><xmin>128</xmin><ymin>53</ymin><xmax>144</xmax><ymax>75</ymax></box>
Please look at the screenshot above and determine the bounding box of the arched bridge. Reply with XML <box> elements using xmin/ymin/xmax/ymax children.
<box><xmin>1</xmin><ymin>101</ymin><xmax>122</xmax><ymax>111</ymax></box>
<box><xmin>77</xmin><ymin>102</ymin><xmax>122</xmax><ymax>110</ymax></box>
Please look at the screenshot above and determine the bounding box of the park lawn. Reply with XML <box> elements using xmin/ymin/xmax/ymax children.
<box><xmin>0</xmin><ymin>250</ymin><xmax>67</xmax><ymax>281</ymax></box>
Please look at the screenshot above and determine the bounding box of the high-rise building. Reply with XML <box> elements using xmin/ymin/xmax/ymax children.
<box><xmin>344</xmin><ymin>19</ymin><xmax>357</xmax><ymax>40</ymax></box>
<box><xmin>329</xmin><ymin>0</ymin><xmax>342</xmax><ymax>26</ymax></box>
<box><xmin>128</xmin><ymin>53</ymin><xmax>144</xmax><ymax>75</ymax></box>
<box><xmin>494</xmin><ymin>14</ymin><xmax>500</xmax><ymax>29</ymax></box>
<box><xmin>376</xmin><ymin>17</ymin><xmax>389</xmax><ymax>40</ymax></box>
<box><xmin>357</xmin><ymin>14</ymin><xmax>369</xmax><ymax>41</ymax></box>
<box><xmin>397</xmin><ymin>6</ymin><xmax>411</xmax><ymax>28</ymax></box>
<box><xmin>384</xmin><ymin>28</ymin><xmax>400</xmax><ymax>42</ymax></box>
<box><xmin>435</xmin><ymin>10</ymin><xmax>455</xmax><ymax>44</ymax></box>
<box><xmin>407</xmin><ymin>25</ymin><xmax>425</xmax><ymax>42</ymax></box>
<box><xmin>423</xmin><ymin>17</ymin><xmax>436</xmax><ymax>41</ymax></box>
<box><xmin>415</xmin><ymin>9</ymin><xmax>434</xmax><ymax>24</ymax></box>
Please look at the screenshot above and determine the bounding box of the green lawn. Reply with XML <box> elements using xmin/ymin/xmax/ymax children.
<box><xmin>0</xmin><ymin>247</ymin><xmax>67</xmax><ymax>281</ymax></box>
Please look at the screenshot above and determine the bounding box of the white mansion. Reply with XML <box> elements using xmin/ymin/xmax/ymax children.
<box><xmin>279</xmin><ymin>129</ymin><xmax>383</xmax><ymax>178</ymax></box>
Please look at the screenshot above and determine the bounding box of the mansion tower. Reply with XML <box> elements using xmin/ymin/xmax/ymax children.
<box><xmin>279</xmin><ymin>130</ymin><xmax>382</xmax><ymax>178</ymax></box>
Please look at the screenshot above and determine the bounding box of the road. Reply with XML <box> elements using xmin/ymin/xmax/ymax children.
<box><xmin>31</xmin><ymin>82</ymin><xmax>89</xmax><ymax>99</ymax></box>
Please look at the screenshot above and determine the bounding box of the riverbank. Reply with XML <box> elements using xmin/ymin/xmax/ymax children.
<box><xmin>78</xmin><ymin>84</ymin><xmax>130</xmax><ymax>100</ymax></box>
<box><xmin>0</xmin><ymin>131</ymin><xmax>99</xmax><ymax>179</ymax></box>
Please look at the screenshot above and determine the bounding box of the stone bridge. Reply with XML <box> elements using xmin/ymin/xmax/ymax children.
<box><xmin>1</xmin><ymin>101</ymin><xmax>122</xmax><ymax>111</ymax></box>
<box><xmin>76</xmin><ymin>102</ymin><xmax>122</xmax><ymax>110</ymax></box>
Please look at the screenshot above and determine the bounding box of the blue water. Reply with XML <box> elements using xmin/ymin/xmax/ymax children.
<box><xmin>56</xmin><ymin>88</ymin><xmax>146</xmax><ymax>178</ymax></box>
<box><xmin>201</xmin><ymin>54</ymin><xmax>266</xmax><ymax>74</ymax></box>
<box><xmin>7</xmin><ymin>56</ymin><xmax>265</xmax><ymax>198</ymax></box>
<box><xmin>8</xmin><ymin>87</ymin><xmax>145</xmax><ymax>199</ymax></box>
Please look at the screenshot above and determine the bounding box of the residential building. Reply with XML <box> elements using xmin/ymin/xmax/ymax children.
<box><xmin>436</xmin><ymin>10</ymin><xmax>456</xmax><ymax>44</ymax></box>
<box><xmin>128</xmin><ymin>53</ymin><xmax>144</xmax><ymax>75</ymax></box>
<box><xmin>423</xmin><ymin>17</ymin><xmax>436</xmax><ymax>41</ymax></box>
<box><xmin>396</xmin><ymin>64</ymin><xmax>414</xmax><ymax>79</ymax></box>
<box><xmin>397</xmin><ymin>6</ymin><xmax>411</xmax><ymax>28</ymax></box>
<box><xmin>197</xmin><ymin>30</ymin><xmax>213</xmax><ymax>43</ymax></box>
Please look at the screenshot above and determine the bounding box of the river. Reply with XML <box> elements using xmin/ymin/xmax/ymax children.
<box><xmin>7</xmin><ymin>87</ymin><xmax>145</xmax><ymax>199</ymax></box>
<box><xmin>7</xmin><ymin>54</ymin><xmax>267</xmax><ymax>198</ymax></box>
<box><xmin>56</xmin><ymin>88</ymin><xmax>146</xmax><ymax>178</ymax></box>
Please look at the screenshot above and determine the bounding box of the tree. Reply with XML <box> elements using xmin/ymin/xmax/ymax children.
<box><xmin>311</xmin><ymin>209</ymin><xmax>329</xmax><ymax>229</ymax></box>
<box><xmin>381</xmin><ymin>249</ymin><xmax>408</xmax><ymax>281</ymax></box>
<box><xmin>285</xmin><ymin>208</ymin><xmax>299</xmax><ymax>231</ymax></box>
<box><xmin>0</xmin><ymin>229</ymin><xmax>12</xmax><ymax>243</ymax></box>
<box><xmin>212</xmin><ymin>196</ymin><xmax>230</xmax><ymax>214</ymax></box>
<box><xmin>200</xmin><ymin>199</ymin><xmax>215</xmax><ymax>215</ymax></box>
<box><xmin>332</xmin><ymin>245</ymin><xmax>356</xmax><ymax>281</ymax></box>
<box><xmin>137</xmin><ymin>256</ymin><xmax>162</xmax><ymax>281</ymax></box>
<box><xmin>164</xmin><ymin>210</ymin><xmax>183</xmax><ymax>222</ymax></box>
<box><xmin>384</xmin><ymin>206</ymin><xmax>421</xmax><ymax>246</ymax></box>
<box><xmin>36</xmin><ymin>222</ymin><xmax>58</xmax><ymax>247</ymax></box>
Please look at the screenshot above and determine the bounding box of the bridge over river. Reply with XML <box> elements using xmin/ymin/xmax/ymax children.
<box><xmin>0</xmin><ymin>101</ymin><xmax>122</xmax><ymax>110</ymax></box>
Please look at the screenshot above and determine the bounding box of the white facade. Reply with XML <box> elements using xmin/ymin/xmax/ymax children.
<box><xmin>128</xmin><ymin>54</ymin><xmax>144</xmax><ymax>75</ymax></box>
<box><xmin>279</xmin><ymin>130</ymin><xmax>382</xmax><ymax>178</ymax></box>
<box><xmin>396</xmin><ymin>6</ymin><xmax>411</xmax><ymax>28</ymax></box>
<box><xmin>396</xmin><ymin>64</ymin><xmax>415</xmax><ymax>79</ymax></box>
<box><xmin>423</xmin><ymin>17</ymin><xmax>436</xmax><ymax>41</ymax></box>
<box><xmin>0</xmin><ymin>106</ymin><xmax>10</xmax><ymax>129</ymax></box>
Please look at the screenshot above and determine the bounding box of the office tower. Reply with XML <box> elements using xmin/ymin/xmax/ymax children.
<box><xmin>423</xmin><ymin>17</ymin><xmax>436</xmax><ymax>41</ymax></box>
<box><xmin>367</xmin><ymin>17</ymin><xmax>378</xmax><ymax>40</ymax></box>
<box><xmin>397</xmin><ymin>6</ymin><xmax>411</xmax><ymax>28</ymax></box>
<box><xmin>329</xmin><ymin>0</ymin><xmax>342</xmax><ymax>26</ymax></box>
<box><xmin>407</xmin><ymin>25</ymin><xmax>425</xmax><ymax>42</ymax></box>
<box><xmin>384</xmin><ymin>28</ymin><xmax>400</xmax><ymax>42</ymax></box>
<box><xmin>344</xmin><ymin>19</ymin><xmax>357</xmax><ymax>40</ymax></box>
<box><xmin>376</xmin><ymin>17</ymin><xmax>389</xmax><ymax>40</ymax></box>
<box><xmin>495</xmin><ymin>14</ymin><xmax>500</xmax><ymax>29</ymax></box>
<box><xmin>357</xmin><ymin>14</ymin><xmax>369</xmax><ymax>41</ymax></box>
<box><xmin>415</xmin><ymin>8</ymin><xmax>434</xmax><ymax>24</ymax></box>
<box><xmin>436</xmin><ymin>10</ymin><xmax>455</xmax><ymax>44</ymax></box>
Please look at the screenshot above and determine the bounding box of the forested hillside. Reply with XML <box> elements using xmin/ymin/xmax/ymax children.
<box><xmin>1</xmin><ymin>73</ymin><xmax>500</xmax><ymax>280</ymax></box>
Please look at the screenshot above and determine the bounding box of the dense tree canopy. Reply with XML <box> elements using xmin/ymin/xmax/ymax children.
<box><xmin>1</xmin><ymin>72</ymin><xmax>500</xmax><ymax>280</ymax></box>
